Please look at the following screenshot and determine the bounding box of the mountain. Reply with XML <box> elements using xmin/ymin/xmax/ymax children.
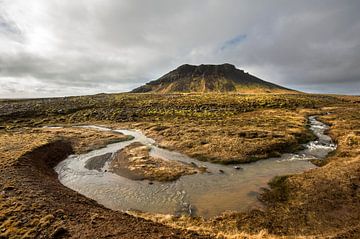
<box><xmin>131</xmin><ymin>63</ymin><xmax>297</xmax><ymax>93</ymax></box>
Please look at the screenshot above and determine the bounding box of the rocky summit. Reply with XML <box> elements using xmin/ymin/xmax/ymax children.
<box><xmin>132</xmin><ymin>63</ymin><xmax>297</xmax><ymax>93</ymax></box>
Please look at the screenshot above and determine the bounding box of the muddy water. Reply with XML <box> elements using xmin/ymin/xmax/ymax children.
<box><xmin>55</xmin><ymin>116</ymin><xmax>336</xmax><ymax>218</ymax></box>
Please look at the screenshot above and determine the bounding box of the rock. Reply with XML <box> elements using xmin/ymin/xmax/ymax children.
<box><xmin>219</xmin><ymin>169</ymin><xmax>225</xmax><ymax>174</ymax></box>
<box><xmin>199</xmin><ymin>166</ymin><xmax>207</xmax><ymax>173</ymax></box>
<box><xmin>234</xmin><ymin>166</ymin><xmax>243</xmax><ymax>170</ymax></box>
<box><xmin>51</xmin><ymin>226</ymin><xmax>68</xmax><ymax>238</ymax></box>
<box><xmin>57</xmin><ymin>109</ymin><xmax>65</xmax><ymax>114</ymax></box>
<box><xmin>85</xmin><ymin>153</ymin><xmax>112</xmax><ymax>171</ymax></box>
<box><xmin>4</xmin><ymin>185</ymin><xmax>15</xmax><ymax>191</ymax></box>
<box><xmin>247</xmin><ymin>191</ymin><xmax>259</xmax><ymax>197</ymax></box>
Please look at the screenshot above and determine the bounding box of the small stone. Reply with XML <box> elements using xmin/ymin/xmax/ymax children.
<box><xmin>51</xmin><ymin>226</ymin><xmax>68</xmax><ymax>238</ymax></box>
<box><xmin>4</xmin><ymin>185</ymin><xmax>15</xmax><ymax>191</ymax></box>
<box><xmin>57</xmin><ymin>109</ymin><xmax>65</xmax><ymax>114</ymax></box>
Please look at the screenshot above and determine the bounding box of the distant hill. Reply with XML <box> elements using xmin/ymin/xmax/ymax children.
<box><xmin>131</xmin><ymin>63</ymin><xmax>297</xmax><ymax>94</ymax></box>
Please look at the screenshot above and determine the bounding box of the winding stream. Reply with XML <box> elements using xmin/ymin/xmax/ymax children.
<box><xmin>55</xmin><ymin>116</ymin><xmax>336</xmax><ymax>218</ymax></box>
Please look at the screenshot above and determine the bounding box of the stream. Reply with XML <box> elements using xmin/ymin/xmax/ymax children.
<box><xmin>55</xmin><ymin>116</ymin><xmax>336</xmax><ymax>218</ymax></box>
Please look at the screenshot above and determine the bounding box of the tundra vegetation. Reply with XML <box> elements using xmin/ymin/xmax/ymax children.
<box><xmin>109</xmin><ymin>142</ymin><xmax>204</xmax><ymax>181</ymax></box>
<box><xmin>0</xmin><ymin>93</ymin><xmax>359</xmax><ymax>238</ymax></box>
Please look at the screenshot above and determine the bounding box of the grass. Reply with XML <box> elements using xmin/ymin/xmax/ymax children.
<box><xmin>197</xmin><ymin>102</ymin><xmax>360</xmax><ymax>237</ymax></box>
<box><xmin>0</xmin><ymin>93</ymin><xmax>344</xmax><ymax>128</ymax></box>
<box><xmin>0</xmin><ymin>92</ymin><xmax>359</xmax><ymax>238</ymax></box>
<box><xmin>1</xmin><ymin>93</ymin><xmax>336</xmax><ymax>164</ymax></box>
<box><xmin>259</xmin><ymin>175</ymin><xmax>291</xmax><ymax>203</ymax></box>
<box><xmin>0</xmin><ymin>127</ymin><xmax>131</xmax><ymax>166</ymax></box>
<box><xmin>109</xmin><ymin>142</ymin><xmax>203</xmax><ymax>181</ymax></box>
<box><xmin>112</xmin><ymin>108</ymin><xmax>316</xmax><ymax>164</ymax></box>
<box><xmin>0</xmin><ymin>128</ymin><xmax>132</xmax><ymax>238</ymax></box>
<box><xmin>127</xmin><ymin>211</ymin><xmax>272</xmax><ymax>239</ymax></box>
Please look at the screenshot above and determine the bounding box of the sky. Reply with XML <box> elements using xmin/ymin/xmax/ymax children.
<box><xmin>0</xmin><ymin>0</ymin><xmax>359</xmax><ymax>98</ymax></box>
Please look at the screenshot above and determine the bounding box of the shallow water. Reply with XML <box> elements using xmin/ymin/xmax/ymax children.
<box><xmin>55</xmin><ymin>116</ymin><xmax>336</xmax><ymax>218</ymax></box>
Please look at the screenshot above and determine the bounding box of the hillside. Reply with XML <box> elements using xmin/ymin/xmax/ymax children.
<box><xmin>132</xmin><ymin>63</ymin><xmax>297</xmax><ymax>93</ymax></box>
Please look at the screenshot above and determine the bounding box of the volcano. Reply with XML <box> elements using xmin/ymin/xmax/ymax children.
<box><xmin>131</xmin><ymin>63</ymin><xmax>297</xmax><ymax>93</ymax></box>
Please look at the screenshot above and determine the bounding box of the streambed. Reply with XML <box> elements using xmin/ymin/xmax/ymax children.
<box><xmin>55</xmin><ymin>116</ymin><xmax>336</xmax><ymax>218</ymax></box>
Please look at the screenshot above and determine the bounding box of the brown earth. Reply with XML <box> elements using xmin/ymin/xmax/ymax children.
<box><xmin>0</xmin><ymin>128</ymin><xmax>210</xmax><ymax>238</ymax></box>
<box><xmin>109</xmin><ymin>142</ymin><xmax>205</xmax><ymax>181</ymax></box>
<box><xmin>131</xmin><ymin>104</ymin><xmax>360</xmax><ymax>238</ymax></box>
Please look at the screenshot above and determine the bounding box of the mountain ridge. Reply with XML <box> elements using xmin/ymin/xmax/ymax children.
<box><xmin>132</xmin><ymin>63</ymin><xmax>297</xmax><ymax>94</ymax></box>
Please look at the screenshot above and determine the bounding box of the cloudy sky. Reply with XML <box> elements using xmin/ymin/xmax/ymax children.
<box><xmin>0</xmin><ymin>0</ymin><xmax>359</xmax><ymax>98</ymax></box>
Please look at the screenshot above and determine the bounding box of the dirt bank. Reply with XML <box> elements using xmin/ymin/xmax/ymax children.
<box><xmin>109</xmin><ymin>142</ymin><xmax>204</xmax><ymax>181</ymax></box>
<box><xmin>0</xmin><ymin>129</ymin><xmax>210</xmax><ymax>238</ymax></box>
<box><xmin>132</xmin><ymin>105</ymin><xmax>360</xmax><ymax>238</ymax></box>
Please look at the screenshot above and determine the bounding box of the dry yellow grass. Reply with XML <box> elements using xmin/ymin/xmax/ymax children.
<box><xmin>1</xmin><ymin>93</ymin><xmax>359</xmax><ymax>238</ymax></box>
<box><xmin>0</xmin><ymin>128</ymin><xmax>133</xmax><ymax>238</ymax></box>
<box><xmin>0</xmin><ymin>127</ymin><xmax>130</xmax><ymax>167</ymax></box>
<box><xmin>112</xmin><ymin>108</ymin><xmax>315</xmax><ymax>164</ymax></box>
<box><xmin>109</xmin><ymin>142</ymin><xmax>203</xmax><ymax>181</ymax></box>
<box><xmin>127</xmin><ymin>211</ymin><xmax>316</xmax><ymax>239</ymax></box>
<box><xmin>125</xmin><ymin>103</ymin><xmax>360</xmax><ymax>239</ymax></box>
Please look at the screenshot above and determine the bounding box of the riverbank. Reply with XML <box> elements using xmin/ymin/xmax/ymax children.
<box><xmin>0</xmin><ymin>93</ymin><xmax>344</xmax><ymax>164</ymax></box>
<box><xmin>54</xmin><ymin>116</ymin><xmax>331</xmax><ymax>218</ymax></box>
<box><xmin>130</xmin><ymin>103</ymin><xmax>360</xmax><ymax>238</ymax></box>
<box><xmin>1</xmin><ymin>93</ymin><xmax>359</xmax><ymax>238</ymax></box>
<box><xmin>0</xmin><ymin>127</ymin><xmax>209</xmax><ymax>238</ymax></box>
<box><xmin>109</xmin><ymin>108</ymin><xmax>317</xmax><ymax>164</ymax></box>
<box><xmin>109</xmin><ymin>142</ymin><xmax>204</xmax><ymax>181</ymax></box>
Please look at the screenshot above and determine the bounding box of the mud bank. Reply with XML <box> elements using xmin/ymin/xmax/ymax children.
<box><xmin>0</xmin><ymin>137</ymin><xmax>208</xmax><ymax>238</ymax></box>
<box><xmin>55</xmin><ymin>116</ymin><xmax>335</xmax><ymax>219</ymax></box>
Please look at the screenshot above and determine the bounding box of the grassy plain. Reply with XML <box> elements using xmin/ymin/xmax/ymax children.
<box><xmin>0</xmin><ymin>93</ymin><xmax>359</xmax><ymax>238</ymax></box>
<box><xmin>130</xmin><ymin>97</ymin><xmax>360</xmax><ymax>238</ymax></box>
<box><xmin>0</xmin><ymin>93</ymin><xmax>343</xmax><ymax>164</ymax></box>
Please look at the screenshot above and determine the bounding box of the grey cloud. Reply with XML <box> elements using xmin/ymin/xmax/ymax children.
<box><xmin>0</xmin><ymin>15</ymin><xmax>23</xmax><ymax>43</ymax></box>
<box><xmin>0</xmin><ymin>0</ymin><xmax>359</xmax><ymax>98</ymax></box>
